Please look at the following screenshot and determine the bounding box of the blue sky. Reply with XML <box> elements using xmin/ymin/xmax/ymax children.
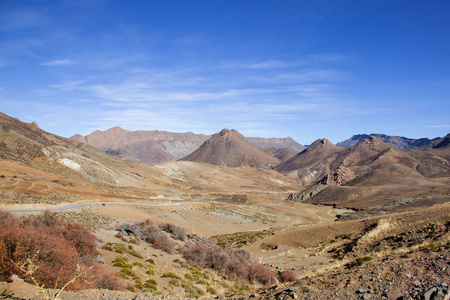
<box><xmin>1</xmin><ymin>0</ymin><xmax>449</xmax><ymax>145</ymax></box>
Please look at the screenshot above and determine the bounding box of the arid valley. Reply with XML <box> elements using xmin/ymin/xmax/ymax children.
<box><xmin>0</xmin><ymin>112</ymin><xmax>449</xmax><ymax>299</ymax></box>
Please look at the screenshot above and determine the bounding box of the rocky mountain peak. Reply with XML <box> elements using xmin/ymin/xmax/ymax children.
<box><xmin>353</xmin><ymin>135</ymin><xmax>390</xmax><ymax>151</ymax></box>
<box><xmin>180</xmin><ymin>129</ymin><xmax>279</xmax><ymax>168</ymax></box>
<box><xmin>218</xmin><ymin>128</ymin><xmax>239</xmax><ymax>137</ymax></box>
<box><xmin>309</xmin><ymin>138</ymin><xmax>335</xmax><ymax>149</ymax></box>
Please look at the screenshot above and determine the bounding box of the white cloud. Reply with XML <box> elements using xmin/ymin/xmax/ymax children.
<box><xmin>221</xmin><ymin>59</ymin><xmax>304</xmax><ymax>70</ymax></box>
<box><xmin>41</xmin><ymin>59</ymin><xmax>75</xmax><ymax>66</ymax></box>
<box><xmin>50</xmin><ymin>80</ymin><xmax>85</xmax><ymax>91</ymax></box>
<box><xmin>427</xmin><ymin>125</ymin><xmax>450</xmax><ymax>128</ymax></box>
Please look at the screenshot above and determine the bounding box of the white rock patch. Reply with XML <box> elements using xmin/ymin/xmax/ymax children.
<box><xmin>57</xmin><ymin>158</ymin><xmax>81</xmax><ymax>171</ymax></box>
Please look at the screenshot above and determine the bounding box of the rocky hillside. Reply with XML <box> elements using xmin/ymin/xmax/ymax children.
<box><xmin>277</xmin><ymin>136</ymin><xmax>450</xmax><ymax>185</ymax></box>
<box><xmin>244</xmin><ymin>202</ymin><xmax>450</xmax><ymax>299</ymax></box>
<box><xmin>71</xmin><ymin>127</ymin><xmax>305</xmax><ymax>164</ymax></box>
<box><xmin>275</xmin><ymin>138</ymin><xmax>344</xmax><ymax>185</ymax></box>
<box><xmin>278</xmin><ymin>135</ymin><xmax>450</xmax><ymax>211</ymax></box>
<box><xmin>180</xmin><ymin>129</ymin><xmax>280</xmax><ymax>168</ymax></box>
<box><xmin>337</xmin><ymin>133</ymin><xmax>441</xmax><ymax>150</ymax></box>
<box><xmin>431</xmin><ymin>133</ymin><xmax>450</xmax><ymax>149</ymax></box>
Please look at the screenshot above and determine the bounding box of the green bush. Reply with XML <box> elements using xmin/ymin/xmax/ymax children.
<box><xmin>133</xmin><ymin>262</ymin><xmax>145</xmax><ymax>268</ymax></box>
<box><xmin>347</xmin><ymin>256</ymin><xmax>373</xmax><ymax>268</ymax></box>
<box><xmin>197</xmin><ymin>279</ymin><xmax>210</xmax><ymax>286</ymax></box>
<box><xmin>169</xmin><ymin>278</ymin><xmax>180</xmax><ymax>286</ymax></box>
<box><xmin>146</xmin><ymin>268</ymin><xmax>157</xmax><ymax>276</ymax></box>
<box><xmin>101</xmin><ymin>243</ymin><xmax>114</xmax><ymax>251</ymax></box>
<box><xmin>129</xmin><ymin>249</ymin><xmax>144</xmax><ymax>259</ymax></box>
<box><xmin>162</xmin><ymin>272</ymin><xmax>181</xmax><ymax>279</ymax></box>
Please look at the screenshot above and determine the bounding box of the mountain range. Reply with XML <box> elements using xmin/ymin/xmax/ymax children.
<box><xmin>336</xmin><ymin>133</ymin><xmax>443</xmax><ymax>150</ymax></box>
<box><xmin>71</xmin><ymin>126</ymin><xmax>305</xmax><ymax>164</ymax></box>
<box><xmin>280</xmin><ymin>135</ymin><xmax>450</xmax><ymax>210</ymax></box>
<box><xmin>2</xmin><ymin>110</ymin><xmax>449</xmax><ymax>211</ymax></box>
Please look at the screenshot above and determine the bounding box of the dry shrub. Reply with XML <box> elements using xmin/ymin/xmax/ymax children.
<box><xmin>0</xmin><ymin>210</ymin><xmax>21</xmax><ymax>281</ymax></box>
<box><xmin>248</xmin><ymin>264</ymin><xmax>273</xmax><ymax>284</ymax></box>
<box><xmin>139</xmin><ymin>223</ymin><xmax>176</xmax><ymax>254</ymax></box>
<box><xmin>0</xmin><ymin>210</ymin><xmax>124</xmax><ymax>290</ymax></box>
<box><xmin>278</xmin><ymin>270</ymin><xmax>297</xmax><ymax>282</ymax></box>
<box><xmin>181</xmin><ymin>241</ymin><xmax>274</xmax><ymax>284</ymax></box>
<box><xmin>63</xmin><ymin>222</ymin><xmax>96</xmax><ymax>257</ymax></box>
<box><xmin>90</xmin><ymin>267</ymin><xmax>125</xmax><ymax>290</ymax></box>
<box><xmin>159</xmin><ymin>223</ymin><xmax>188</xmax><ymax>241</ymax></box>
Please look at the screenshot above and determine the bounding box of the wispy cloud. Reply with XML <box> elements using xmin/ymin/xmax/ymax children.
<box><xmin>41</xmin><ymin>59</ymin><xmax>75</xmax><ymax>66</ymax></box>
<box><xmin>427</xmin><ymin>125</ymin><xmax>450</xmax><ymax>128</ymax></box>
<box><xmin>50</xmin><ymin>80</ymin><xmax>85</xmax><ymax>91</ymax></box>
<box><xmin>250</xmin><ymin>69</ymin><xmax>348</xmax><ymax>84</ymax></box>
<box><xmin>221</xmin><ymin>59</ymin><xmax>304</xmax><ymax>70</ymax></box>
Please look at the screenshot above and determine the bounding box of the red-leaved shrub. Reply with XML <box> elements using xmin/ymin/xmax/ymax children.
<box><xmin>278</xmin><ymin>269</ymin><xmax>297</xmax><ymax>282</ymax></box>
<box><xmin>139</xmin><ymin>223</ymin><xmax>176</xmax><ymax>254</ymax></box>
<box><xmin>0</xmin><ymin>210</ymin><xmax>124</xmax><ymax>290</ymax></box>
<box><xmin>181</xmin><ymin>241</ymin><xmax>275</xmax><ymax>284</ymax></box>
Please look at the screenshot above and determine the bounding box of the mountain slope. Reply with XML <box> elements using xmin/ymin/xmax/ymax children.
<box><xmin>180</xmin><ymin>129</ymin><xmax>279</xmax><ymax>168</ymax></box>
<box><xmin>275</xmin><ymin>138</ymin><xmax>344</xmax><ymax>185</ymax></box>
<box><xmin>431</xmin><ymin>133</ymin><xmax>450</xmax><ymax>149</ymax></box>
<box><xmin>282</xmin><ymin>136</ymin><xmax>450</xmax><ymax>210</ymax></box>
<box><xmin>337</xmin><ymin>133</ymin><xmax>440</xmax><ymax>150</ymax></box>
<box><xmin>0</xmin><ymin>112</ymin><xmax>297</xmax><ymax>206</ymax></box>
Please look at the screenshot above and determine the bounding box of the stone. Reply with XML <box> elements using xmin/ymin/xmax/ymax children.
<box><xmin>422</xmin><ymin>287</ymin><xmax>437</xmax><ymax>300</ymax></box>
<box><xmin>122</xmin><ymin>224</ymin><xmax>143</xmax><ymax>238</ymax></box>
<box><xmin>10</xmin><ymin>274</ymin><xmax>24</xmax><ymax>282</ymax></box>
<box><xmin>95</xmin><ymin>254</ymin><xmax>106</xmax><ymax>264</ymax></box>
<box><xmin>386</xmin><ymin>289</ymin><xmax>404</xmax><ymax>300</ymax></box>
<box><xmin>133</xmin><ymin>294</ymin><xmax>146</xmax><ymax>300</ymax></box>
<box><xmin>356</xmin><ymin>288</ymin><xmax>368</xmax><ymax>294</ymax></box>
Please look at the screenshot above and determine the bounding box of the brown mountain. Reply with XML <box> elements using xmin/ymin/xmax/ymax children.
<box><xmin>71</xmin><ymin>127</ymin><xmax>305</xmax><ymax>164</ymax></box>
<box><xmin>0</xmin><ymin>112</ymin><xmax>297</xmax><ymax>203</ymax></box>
<box><xmin>336</xmin><ymin>133</ymin><xmax>440</xmax><ymax>150</ymax></box>
<box><xmin>282</xmin><ymin>135</ymin><xmax>450</xmax><ymax>210</ymax></box>
<box><xmin>275</xmin><ymin>138</ymin><xmax>343</xmax><ymax>185</ymax></box>
<box><xmin>268</xmin><ymin>147</ymin><xmax>300</xmax><ymax>163</ymax></box>
<box><xmin>431</xmin><ymin>133</ymin><xmax>450</xmax><ymax>149</ymax></box>
<box><xmin>180</xmin><ymin>129</ymin><xmax>280</xmax><ymax>168</ymax></box>
<box><xmin>71</xmin><ymin>126</ymin><xmax>210</xmax><ymax>163</ymax></box>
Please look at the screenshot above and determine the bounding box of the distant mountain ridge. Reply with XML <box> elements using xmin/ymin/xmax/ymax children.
<box><xmin>71</xmin><ymin>127</ymin><xmax>304</xmax><ymax>164</ymax></box>
<box><xmin>337</xmin><ymin>133</ymin><xmax>440</xmax><ymax>150</ymax></box>
<box><xmin>71</xmin><ymin>126</ymin><xmax>209</xmax><ymax>164</ymax></box>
